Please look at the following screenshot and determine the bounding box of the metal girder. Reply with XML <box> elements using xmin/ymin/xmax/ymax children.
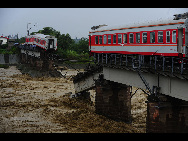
<box><xmin>103</xmin><ymin>67</ymin><xmax>188</xmax><ymax>101</ymax></box>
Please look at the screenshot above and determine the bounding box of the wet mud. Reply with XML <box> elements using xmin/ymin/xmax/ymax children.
<box><xmin>0</xmin><ymin>66</ymin><xmax>147</xmax><ymax>133</ymax></box>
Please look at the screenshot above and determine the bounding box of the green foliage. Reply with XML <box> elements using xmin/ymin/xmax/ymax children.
<box><xmin>66</xmin><ymin>50</ymin><xmax>79</xmax><ymax>59</ymax></box>
<box><xmin>18</xmin><ymin>37</ymin><xmax>26</xmax><ymax>44</ymax></box>
<box><xmin>0</xmin><ymin>44</ymin><xmax>8</xmax><ymax>49</ymax></box>
<box><xmin>0</xmin><ymin>64</ymin><xmax>9</xmax><ymax>69</ymax></box>
<box><xmin>0</xmin><ymin>46</ymin><xmax>19</xmax><ymax>54</ymax></box>
<box><xmin>70</xmin><ymin>37</ymin><xmax>89</xmax><ymax>54</ymax></box>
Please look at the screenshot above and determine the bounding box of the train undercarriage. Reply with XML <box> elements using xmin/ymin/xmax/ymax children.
<box><xmin>93</xmin><ymin>53</ymin><xmax>188</xmax><ymax>79</ymax></box>
<box><xmin>19</xmin><ymin>44</ymin><xmax>58</xmax><ymax>71</ymax></box>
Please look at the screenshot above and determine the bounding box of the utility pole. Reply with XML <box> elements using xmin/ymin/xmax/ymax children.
<box><xmin>27</xmin><ymin>23</ymin><xmax>37</xmax><ymax>36</ymax></box>
<box><xmin>27</xmin><ymin>23</ymin><xmax>31</xmax><ymax>36</ymax></box>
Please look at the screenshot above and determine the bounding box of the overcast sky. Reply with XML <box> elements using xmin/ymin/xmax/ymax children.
<box><xmin>0</xmin><ymin>8</ymin><xmax>188</xmax><ymax>39</ymax></box>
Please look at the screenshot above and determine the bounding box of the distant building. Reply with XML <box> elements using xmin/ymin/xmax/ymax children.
<box><xmin>73</xmin><ymin>37</ymin><xmax>81</xmax><ymax>43</ymax></box>
<box><xmin>0</xmin><ymin>36</ymin><xmax>8</xmax><ymax>45</ymax></box>
<box><xmin>8</xmin><ymin>34</ymin><xmax>18</xmax><ymax>40</ymax></box>
<box><xmin>0</xmin><ymin>34</ymin><xmax>18</xmax><ymax>49</ymax></box>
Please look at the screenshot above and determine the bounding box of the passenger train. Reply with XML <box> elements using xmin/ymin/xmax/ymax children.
<box><xmin>89</xmin><ymin>18</ymin><xmax>188</xmax><ymax>58</ymax></box>
<box><xmin>20</xmin><ymin>34</ymin><xmax>57</xmax><ymax>59</ymax></box>
<box><xmin>19</xmin><ymin>33</ymin><xmax>58</xmax><ymax>70</ymax></box>
<box><xmin>21</xmin><ymin>34</ymin><xmax>57</xmax><ymax>52</ymax></box>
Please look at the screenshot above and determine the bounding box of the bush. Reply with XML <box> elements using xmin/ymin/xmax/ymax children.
<box><xmin>0</xmin><ymin>46</ymin><xmax>19</xmax><ymax>54</ymax></box>
<box><xmin>0</xmin><ymin>64</ymin><xmax>9</xmax><ymax>69</ymax></box>
<box><xmin>0</xmin><ymin>44</ymin><xmax>8</xmax><ymax>49</ymax></box>
<box><xmin>66</xmin><ymin>50</ymin><xmax>79</xmax><ymax>59</ymax></box>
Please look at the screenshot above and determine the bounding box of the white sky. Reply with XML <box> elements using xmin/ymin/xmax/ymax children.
<box><xmin>0</xmin><ymin>8</ymin><xmax>188</xmax><ymax>38</ymax></box>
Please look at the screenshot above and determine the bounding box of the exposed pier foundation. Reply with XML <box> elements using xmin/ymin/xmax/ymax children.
<box><xmin>95</xmin><ymin>79</ymin><xmax>131</xmax><ymax>123</ymax></box>
<box><xmin>147</xmin><ymin>94</ymin><xmax>188</xmax><ymax>133</ymax></box>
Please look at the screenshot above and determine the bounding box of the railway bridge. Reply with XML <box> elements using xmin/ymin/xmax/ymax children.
<box><xmin>73</xmin><ymin>53</ymin><xmax>188</xmax><ymax>133</ymax></box>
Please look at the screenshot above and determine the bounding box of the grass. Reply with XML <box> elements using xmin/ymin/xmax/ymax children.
<box><xmin>0</xmin><ymin>64</ymin><xmax>9</xmax><ymax>69</ymax></box>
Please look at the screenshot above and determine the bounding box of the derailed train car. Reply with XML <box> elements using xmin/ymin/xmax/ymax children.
<box><xmin>19</xmin><ymin>34</ymin><xmax>58</xmax><ymax>70</ymax></box>
<box><xmin>20</xmin><ymin>34</ymin><xmax>57</xmax><ymax>55</ymax></box>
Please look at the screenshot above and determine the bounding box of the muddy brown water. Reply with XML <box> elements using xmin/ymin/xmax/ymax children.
<box><xmin>0</xmin><ymin>66</ymin><xmax>147</xmax><ymax>133</ymax></box>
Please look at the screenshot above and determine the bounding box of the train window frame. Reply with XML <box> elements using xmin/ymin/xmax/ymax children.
<box><xmin>99</xmin><ymin>36</ymin><xmax>102</xmax><ymax>44</ymax></box>
<box><xmin>95</xmin><ymin>36</ymin><xmax>99</xmax><ymax>44</ymax></box>
<box><xmin>150</xmin><ymin>32</ymin><xmax>155</xmax><ymax>43</ymax></box>
<box><xmin>118</xmin><ymin>34</ymin><xmax>122</xmax><ymax>44</ymax></box>
<box><xmin>113</xmin><ymin>34</ymin><xmax>116</xmax><ymax>44</ymax></box>
<box><xmin>123</xmin><ymin>34</ymin><xmax>127</xmax><ymax>44</ymax></box>
<box><xmin>129</xmin><ymin>33</ymin><xmax>134</xmax><ymax>44</ymax></box>
<box><xmin>142</xmin><ymin>32</ymin><xmax>147</xmax><ymax>43</ymax></box>
<box><xmin>166</xmin><ymin>31</ymin><xmax>170</xmax><ymax>43</ymax></box>
<box><xmin>104</xmin><ymin>35</ymin><xmax>107</xmax><ymax>44</ymax></box>
<box><xmin>136</xmin><ymin>33</ymin><xmax>140</xmax><ymax>43</ymax></box>
<box><xmin>108</xmin><ymin>35</ymin><xmax>111</xmax><ymax>44</ymax></box>
<box><xmin>158</xmin><ymin>31</ymin><xmax>163</xmax><ymax>43</ymax></box>
<box><xmin>172</xmin><ymin>30</ymin><xmax>176</xmax><ymax>43</ymax></box>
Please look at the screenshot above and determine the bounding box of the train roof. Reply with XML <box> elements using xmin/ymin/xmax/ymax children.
<box><xmin>33</xmin><ymin>34</ymin><xmax>50</xmax><ymax>38</ymax></box>
<box><xmin>90</xmin><ymin>19</ymin><xmax>186</xmax><ymax>33</ymax></box>
<box><xmin>27</xmin><ymin>34</ymin><xmax>51</xmax><ymax>38</ymax></box>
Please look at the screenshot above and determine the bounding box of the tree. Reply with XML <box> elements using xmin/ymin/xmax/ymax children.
<box><xmin>30</xmin><ymin>27</ymin><xmax>73</xmax><ymax>51</ymax></box>
<box><xmin>18</xmin><ymin>37</ymin><xmax>26</xmax><ymax>44</ymax></box>
<box><xmin>30</xmin><ymin>27</ymin><xmax>60</xmax><ymax>37</ymax></box>
<box><xmin>59</xmin><ymin>33</ymin><xmax>73</xmax><ymax>51</ymax></box>
<box><xmin>71</xmin><ymin>37</ymin><xmax>88</xmax><ymax>53</ymax></box>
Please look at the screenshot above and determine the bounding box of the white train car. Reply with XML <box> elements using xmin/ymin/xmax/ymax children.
<box><xmin>25</xmin><ymin>34</ymin><xmax>57</xmax><ymax>51</ymax></box>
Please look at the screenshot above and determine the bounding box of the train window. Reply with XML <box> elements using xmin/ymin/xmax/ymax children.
<box><xmin>113</xmin><ymin>34</ymin><xmax>116</xmax><ymax>44</ymax></box>
<box><xmin>172</xmin><ymin>30</ymin><xmax>176</xmax><ymax>43</ymax></box>
<box><xmin>158</xmin><ymin>31</ymin><xmax>163</xmax><ymax>43</ymax></box>
<box><xmin>124</xmin><ymin>34</ymin><xmax>127</xmax><ymax>43</ymax></box>
<box><xmin>150</xmin><ymin>32</ymin><xmax>155</xmax><ymax>43</ymax></box>
<box><xmin>136</xmin><ymin>33</ymin><xmax>140</xmax><ymax>43</ymax></box>
<box><xmin>108</xmin><ymin>35</ymin><xmax>111</xmax><ymax>44</ymax></box>
<box><xmin>99</xmin><ymin>36</ymin><xmax>102</xmax><ymax>44</ymax></box>
<box><xmin>142</xmin><ymin>32</ymin><xmax>147</xmax><ymax>43</ymax></box>
<box><xmin>118</xmin><ymin>34</ymin><xmax>122</xmax><ymax>44</ymax></box>
<box><xmin>104</xmin><ymin>35</ymin><xmax>107</xmax><ymax>44</ymax></box>
<box><xmin>166</xmin><ymin>31</ymin><xmax>170</xmax><ymax>43</ymax></box>
<box><xmin>129</xmin><ymin>33</ymin><xmax>134</xmax><ymax>43</ymax></box>
<box><xmin>95</xmin><ymin>36</ymin><xmax>98</xmax><ymax>44</ymax></box>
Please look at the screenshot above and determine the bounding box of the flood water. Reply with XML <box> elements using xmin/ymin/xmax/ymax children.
<box><xmin>0</xmin><ymin>66</ymin><xmax>147</xmax><ymax>133</ymax></box>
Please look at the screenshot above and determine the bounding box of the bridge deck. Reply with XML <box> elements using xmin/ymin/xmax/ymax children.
<box><xmin>103</xmin><ymin>66</ymin><xmax>188</xmax><ymax>101</ymax></box>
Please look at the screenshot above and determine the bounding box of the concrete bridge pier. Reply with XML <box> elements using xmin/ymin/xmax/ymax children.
<box><xmin>95</xmin><ymin>78</ymin><xmax>131</xmax><ymax>123</ymax></box>
<box><xmin>146</xmin><ymin>94</ymin><xmax>188</xmax><ymax>133</ymax></box>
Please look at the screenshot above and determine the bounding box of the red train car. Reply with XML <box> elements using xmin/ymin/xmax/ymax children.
<box><xmin>89</xmin><ymin>19</ymin><xmax>188</xmax><ymax>58</ymax></box>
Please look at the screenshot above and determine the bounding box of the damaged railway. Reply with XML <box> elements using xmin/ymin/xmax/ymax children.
<box><xmin>73</xmin><ymin>12</ymin><xmax>188</xmax><ymax>133</ymax></box>
<box><xmin>16</xmin><ymin>12</ymin><xmax>188</xmax><ymax>133</ymax></box>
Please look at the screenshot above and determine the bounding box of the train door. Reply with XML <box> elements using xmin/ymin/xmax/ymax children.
<box><xmin>89</xmin><ymin>35</ymin><xmax>91</xmax><ymax>51</ymax></box>
<box><xmin>185</xmin><ymin>19</ymin><xmax>188</xmax><ymax>57</ymax></box>
<box><xmin>48</xmin><ymin>39</ymin><xmax>54</xmax><ymax>49</ymax></box>
<box><xmin>177</xmin><ymin>27</ymin><xmax>183</xmax><ymax>54</ymax></box>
